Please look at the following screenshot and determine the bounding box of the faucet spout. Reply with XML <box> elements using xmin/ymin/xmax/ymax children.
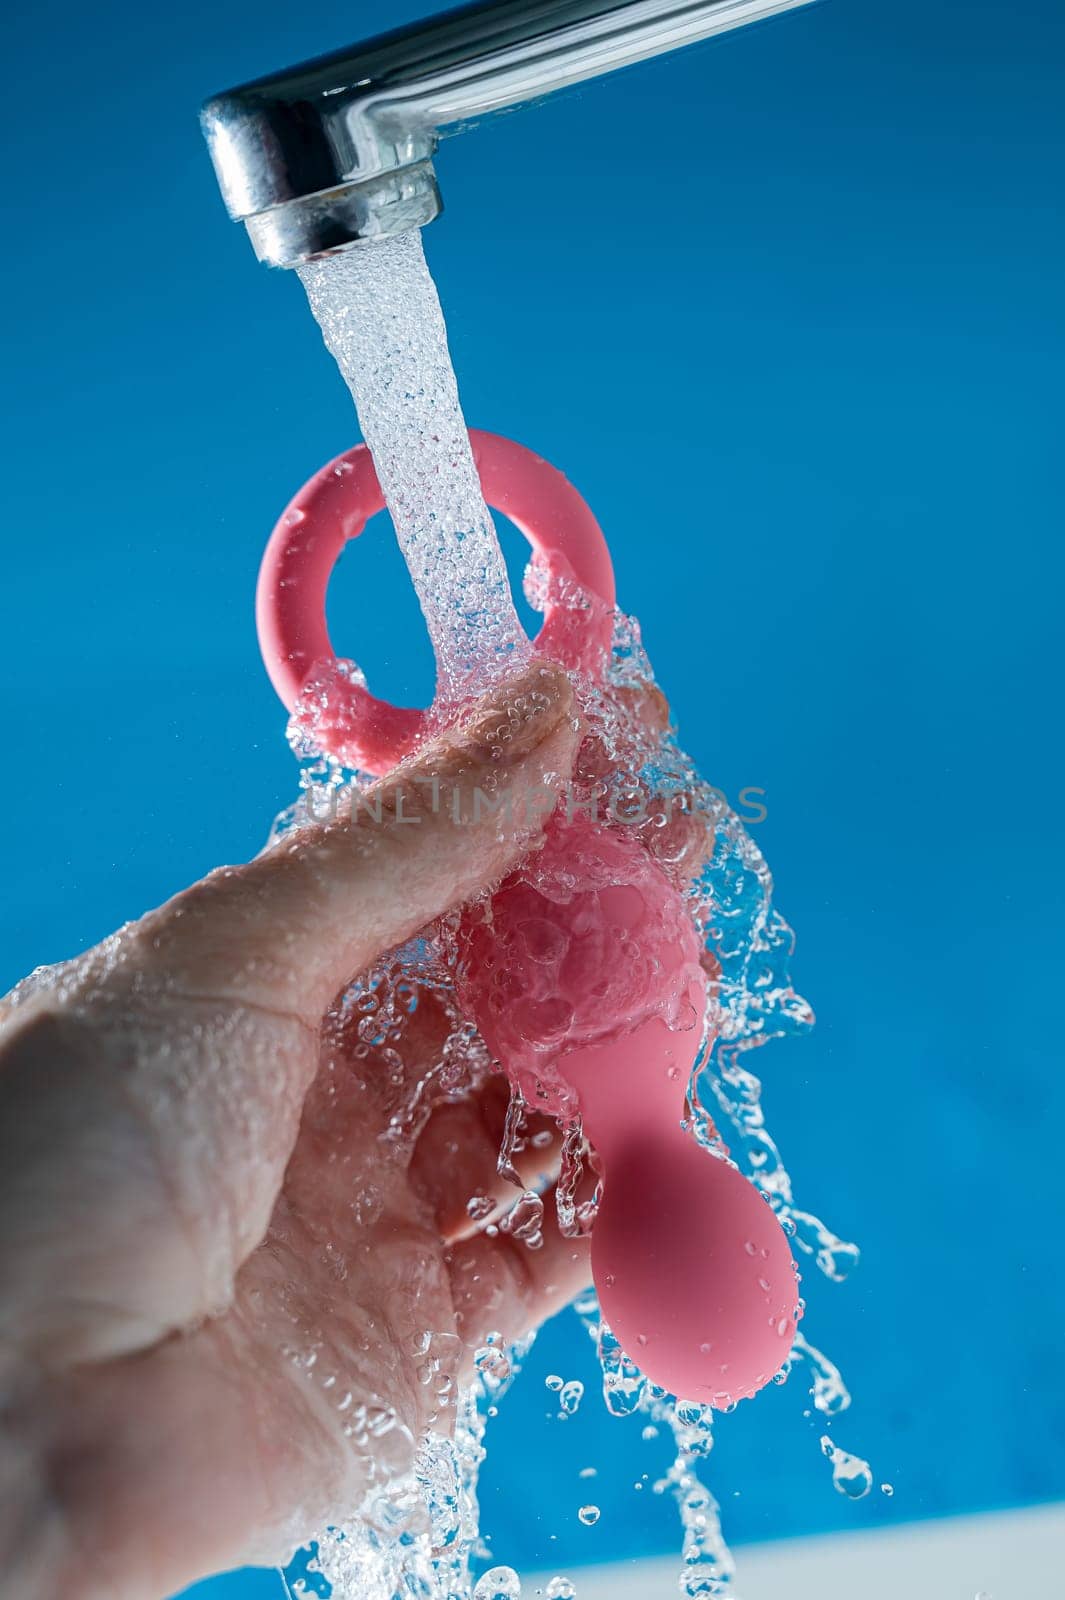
<box><xmin>201</xmin><ymin>0</ymin><xmax>821</xmax><ymax>268</ymax></box>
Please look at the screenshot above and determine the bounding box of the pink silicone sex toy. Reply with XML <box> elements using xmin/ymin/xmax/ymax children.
<box><xmin>258</xmin><ymin>430</ymin><xmax>799</xmax><ymax>1405</ymax></box>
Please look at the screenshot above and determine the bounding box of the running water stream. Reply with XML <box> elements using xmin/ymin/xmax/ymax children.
<box><xmin>282</xmin><ymin>232</ymin><xmax>871</xmax><ymax>1599</ymax></box>
<box><xmin>298</xmin><ymin>232</ymin><xmax>528</xmax><ymax>703</ymax></box>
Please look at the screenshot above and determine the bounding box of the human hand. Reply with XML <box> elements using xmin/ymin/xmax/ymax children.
<box><xmin>0</xmin><ymin>662</ymin><xmax>591</xmax><ymax>1600</ymax></box>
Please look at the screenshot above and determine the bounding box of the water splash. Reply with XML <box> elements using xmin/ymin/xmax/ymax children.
<box><xmin>276</xmin><ymin>233</ymin><xmax>865</xmax><ymax>1600</ymax></box>
<box><xmin>271</xmin><ymin>586</ymin><xmax>870</xmax><ymax>1598</ymax></box>
<box><xmin>790</xmin><ymin>1332</ymin><xmax>851</xmax><ymax>1417</ymax></box>
<box><xmin>284</xmin><ymin>1327</ymin><xmax>535</xmax><ymax>1600</ymax></box>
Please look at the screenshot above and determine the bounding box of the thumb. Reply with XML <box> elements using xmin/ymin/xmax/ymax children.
<box><xmin>142</xmin><ymin>658</ymin><xmax>579</xmax><ymax>1023</ymax></box>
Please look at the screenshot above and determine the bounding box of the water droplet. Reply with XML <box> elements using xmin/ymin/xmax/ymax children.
<box><xmin>820</xmin><ymin>1435</ymin><xmax>873</xmax><ymax>1500</ymax></box>
<box><xmin>577</xmin><ymin>1505</ymin><xmax>600</xmax><ymax>1527</ymax></box>
<box><xmin>473</xmin><ymin>1566</ymin><xmax>522</xmax><ymax>1599</ymax></box>
<box><xmin>559</xmin><ymin>1379</ymin><xmax>584</xmax><ymax>1416</ymax></box>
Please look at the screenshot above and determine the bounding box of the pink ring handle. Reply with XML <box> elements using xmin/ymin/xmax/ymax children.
<box><xmin>257</xmin><ymin>429</ymin><xmax>617</xmax><ymax>775</ymax></box>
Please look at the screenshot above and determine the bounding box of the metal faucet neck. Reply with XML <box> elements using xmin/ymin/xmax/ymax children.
<box><xmin>201</xmin><ymin>0</ymin><xmax>821</xmax><ymax>268</ymax></box>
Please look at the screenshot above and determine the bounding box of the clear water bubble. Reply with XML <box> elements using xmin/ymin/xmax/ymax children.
<box><xmin>577</xmin><ymin>1505</ymin><xmax>600</xmax><ymax>1526</ymax></box>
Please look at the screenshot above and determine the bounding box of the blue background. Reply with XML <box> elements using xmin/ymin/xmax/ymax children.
<box><xmin>2</xmin><ymin>0</ymin><xmax>1063</xmax><ymax>1592</ymax></box>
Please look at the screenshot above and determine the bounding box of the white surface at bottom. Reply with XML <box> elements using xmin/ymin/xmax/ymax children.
<box><xmin>527</xmin><ymin>1501</ymin><xmax>1063</xmax><ymax>1598</ymax></box>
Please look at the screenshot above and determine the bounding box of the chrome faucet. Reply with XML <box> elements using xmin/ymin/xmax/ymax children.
<box><xmin>202</xmin><ymin>0</ymin><xmax>820</xmax><ymax>269</ymax></box>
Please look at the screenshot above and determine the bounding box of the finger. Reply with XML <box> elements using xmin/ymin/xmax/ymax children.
<box><xmin>408</xmin><ymin>1074</ymin><xmax>563</xmax><ymax>1241</ymax></box>
<box><xmin>137</xmin><ymin>659</ymin><xmax>579</xmax><ymax>1025</ymax></box>
<box><xmin>446</xmin><ymin>1171</ymin><xmax>596</xmax><ymax>1352</ymax></box>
